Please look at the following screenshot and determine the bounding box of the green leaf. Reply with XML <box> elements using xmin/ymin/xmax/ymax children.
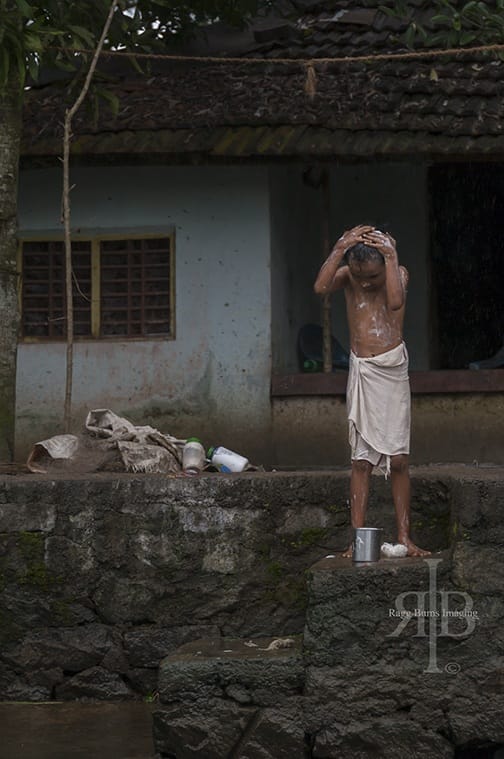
<box><xmin>0</xmin><ymin>46</ymin><xmax>10</xmax><ymax>89</ymax></box>
<box><xmin>24</xmin><ymin>32</ymin><xmax>44</xmax><ymax>53</ymax></box>
<box><xmin>405</xmin><ymin>23</ymin><xmax>416</xmax><ymax>48</ymax></box>
<box><xmin>379</xmin><ymin>7</ymin><xmax>401</xmax><ymax>19</ymax></box>
<box><xmin>488</xmin><ymin>12</ymin><xmax>504</xmax><ymax>28</ymax></box>
<box><xmin>95</xmin><ymin>86</ymin><xmax>120</xmax><ymax>117</ymax></box>
<box><xmin>460</xmin><ymin>30</ymin><xmax>477</xmax><ymax>44</ymax></box>
<box><xmin>27</xmin><ymin>55</ymin><xmax>39</xmax><ymax>82</ymax></box>
<box><xmin>68</xmin><ymin>25</ymin><xmax>97</xmax><ymax>48</ymax></box>
<box><xmin>53</xmin><ymin>58</ymin><xmax>80</xmax><ymax>73</ymax></box>
<box><xmin>16</xmin><ymin>48</ymin><xmax>26</xmax><ymax>89</ymax></box>
<box><xmin>127</xmin><ymin>53</ymin><xmax>145</xmax><ymax>75</ymax></box>
<box><xmin>431</xmin><ymin>14</ymin><xmax>453</xmax><ymax>25</ymax></box>
<box><xmin>417</xmin><ymin>24</ymin><xmax>428</xmax><ymax>41</ymax></box>
<box><xmin>15</xmin><ymin>0</ymin><xmax>34</xmax><ymax>19</ymax></box>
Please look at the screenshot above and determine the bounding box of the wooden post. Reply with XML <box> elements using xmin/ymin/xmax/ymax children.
<box><xmin>321</xmin><ymin>171</ymin><xmax>332</xmax><ymax>373</ymax></box>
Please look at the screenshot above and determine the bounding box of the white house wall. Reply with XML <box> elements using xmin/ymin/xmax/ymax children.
<box><xmin>16</xmin><ymin>165</ymin><xmax>272</xmax><ymax>462</ymax></box>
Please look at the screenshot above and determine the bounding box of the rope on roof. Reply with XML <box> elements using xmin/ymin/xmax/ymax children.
<box><xmin>52</xmin><ymin>41</ymin><xmax>504</xmax><ymax>99</ymax></box>
<box><xmin>54</xmin><ymin>41</ymin><xmax>504</xmax><ymax>66</ymax></box>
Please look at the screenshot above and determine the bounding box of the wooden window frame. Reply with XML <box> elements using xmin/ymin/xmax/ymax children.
<box><xmin>18</xmin><ymin>229</ymin><xmax>176</xmax><ymax>342</ymax></box>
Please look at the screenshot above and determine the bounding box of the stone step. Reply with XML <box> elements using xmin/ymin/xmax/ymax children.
<box><xmin>303</xmin><ymin>551</ymin><xmax>504</xmax><ymax>758</ymax></box>
<box><xmin>153</xmin><ymin>636</ymin><xmax>308</xmax><ymax>759</ymax></box>
<box><xmin>304</xmin><ymin>551</ymin><xmax>453</xmax><ymax>668</ymax></box>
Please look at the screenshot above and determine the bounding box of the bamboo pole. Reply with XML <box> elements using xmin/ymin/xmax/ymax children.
<box><xmin>62</xmin><ymin>0</ymin><xmax>119</xmax><ymax>432</ymax></box>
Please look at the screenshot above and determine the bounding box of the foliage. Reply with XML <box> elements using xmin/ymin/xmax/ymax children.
<box><xmin>381</xmin><ymin>0</ymin><xmax>504</xmax><ymax>49</ymax></box>
<box><xmin>0</xmin><ymin>0</ymin><xmax>269</xmax><ymax>92</ymax></box>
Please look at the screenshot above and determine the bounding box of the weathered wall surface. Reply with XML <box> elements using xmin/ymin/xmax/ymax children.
<box><xmin>16</xmin><ymin>165</ymin><xmax>272</xmax><ymax>462</ymax></box>
<box><xmin>16</xmin><ymin>160</ymin><xmax>433</xmax><ymax>466</ymax></box>
<box><xmin>272</xmin><ymin>394</ymin><xmax>504</xmax><ymax>466</ymax></box>
<box><xmin>0</xmin><ymin>470</ymin><xmax>450</xmax><ymax>701</ymax></box>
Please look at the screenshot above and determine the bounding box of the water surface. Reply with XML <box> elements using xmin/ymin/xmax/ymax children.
<box><xmin>0</xmin><ymin>702</ymin><xmax>156</xmax><ymax>759</ymax></box>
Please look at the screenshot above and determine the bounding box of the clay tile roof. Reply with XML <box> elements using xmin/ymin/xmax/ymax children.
<box><xmin>21</xmin><ymin>1</ymin><xmax>504</xmax><ymax>159</ymax></box>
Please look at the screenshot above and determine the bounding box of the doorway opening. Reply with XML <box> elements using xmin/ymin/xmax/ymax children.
<box><xmin>428</xmin><ymin>163</ymin><xmax>504</xmax><ymax>369</ymax></box>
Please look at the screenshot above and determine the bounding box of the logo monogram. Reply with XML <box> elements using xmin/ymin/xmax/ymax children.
<box><xmin>388</xmin><ymin>558</ymin><xmax>478</xmax><ymax>673</ymax></box>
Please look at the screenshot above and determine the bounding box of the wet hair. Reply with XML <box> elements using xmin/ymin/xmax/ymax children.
<box><xmin>345</xmin><ymin>242</ymin><xmax>384</xmax><ymax>266</ymax></box>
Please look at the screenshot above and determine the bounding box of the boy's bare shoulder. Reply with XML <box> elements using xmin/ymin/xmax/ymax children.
<box><xmin>400</xmin><ymin>265</ymin><xmax>409</xmax><ymax>286</ymax></box>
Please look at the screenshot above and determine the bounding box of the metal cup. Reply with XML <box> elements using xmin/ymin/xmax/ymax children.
<box><xmin>352</xmin><ymin>527</ymin><xmax>382</xmax><ymax>562</ymax></box>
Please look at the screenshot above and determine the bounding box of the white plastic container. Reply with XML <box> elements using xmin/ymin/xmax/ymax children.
<box><xmin>182</xmin><ymin>438</ymin><xmax>206</xmax><ymax>475</ymax></box>
<box><xmin>207</xmin><ymin>445</ymin><xmax>249</xmax><ymax>473</ymax></box>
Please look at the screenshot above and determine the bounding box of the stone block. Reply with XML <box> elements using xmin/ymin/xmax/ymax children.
<box><xmin>124</xmin><ymin>624</ymin><xmax>221</xmax><ymax>668</ymax></box>
<box><xmin>54</xmin><ymin>666</ymin><xmax>134</xmax><ymax>700</ymax></box>
<box><xmin>452</xmin><ymin>542</ymin><xmax>504</xmax><ymax>595</ymax></box>
<box><xmin>303</xmin><ymin>549</ymin><xmax>504</xmax><ymax>756</ymax></box>
<box><xmin>312</xmin><ymin>720</ymin><xmax>453</xmax><ymax>759</ymax></box>
<box><xmin>154</xmin><ymin>636</ymin><xmax>307</xmax><ymax>758</ymax></box>
<box><xmin>153</xmin><ymin>699</ymin><xmax>257</xmax><ymax>759</ymax></box>
<box><xmin>304</xmin><ymin>553</ymin><xmax>452</xmax><ymax>668</ymax></box>
<box><xmin>158</xmin><ymin>636</ymin><xmax>304</xmax><ymax>706</ymax></box>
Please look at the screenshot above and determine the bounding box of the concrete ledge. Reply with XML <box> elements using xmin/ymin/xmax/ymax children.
<box><xmin>272</xmin><ymin>369</ymin><xmax>504</xmax><ymax>396</ymax></box>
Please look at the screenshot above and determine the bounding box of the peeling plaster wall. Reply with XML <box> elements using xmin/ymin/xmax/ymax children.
<box><xmin>16</xmin><ymin>166</ymin><xmax>272</xmax><ymax>460</ymax></box>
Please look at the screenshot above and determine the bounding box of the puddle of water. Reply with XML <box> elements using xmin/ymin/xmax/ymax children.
<box><xmin>0</xmin><ymin>702</ymin><xmax>157</xmax><ymax>759</ymax></box>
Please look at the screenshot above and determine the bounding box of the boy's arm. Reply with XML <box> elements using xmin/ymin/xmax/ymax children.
<box><xmin>313</xmin><ymin>225</ymin><xmax>373</xmax><ymax>295</ymax></box>
<box><xmin>362</xmin><ymin>230</ymin><xmax>406</xmax><ymax>311</ymax></box>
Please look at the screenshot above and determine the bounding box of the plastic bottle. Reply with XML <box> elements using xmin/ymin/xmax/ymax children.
<box><xmin>207</xmin><ymin>445</ymin><xmax>249</xmax><ymax>473</ymax></box>
<box><xmin>182</xmin><ymin>437</ymin><xmax>206</xmax><ymax>476</ymax></box>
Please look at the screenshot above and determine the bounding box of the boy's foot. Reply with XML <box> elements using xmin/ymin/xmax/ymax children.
<box><xmin>403</xmin><ymin>539</ymin><xmax>431</xmax><ymax>557</ymax></box>
<box><xmin>341</xmin><ymin>544</ymin><xmax>353</xmax><ymax>558</ymax></box>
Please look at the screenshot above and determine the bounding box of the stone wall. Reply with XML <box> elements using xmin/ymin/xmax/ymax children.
<box><xmin>151</xmin><ymin>466</ymin><xmax>504</xmax><ymax>759</ymax></box>
<box><xmin>0</xmin><ymin>469</ymin><xmax>451</xmax><ymax>701</ymax></box>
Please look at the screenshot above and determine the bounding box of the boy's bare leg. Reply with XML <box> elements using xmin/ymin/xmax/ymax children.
<box><xmin>342</xmin><ymin>459</ymin><xmax>373</xmax><ymax>557</ymax></box>
<box><xmin>390</xmin><ymin>454</ymin><xmax>430</xmax><ymax>557</ymax></box>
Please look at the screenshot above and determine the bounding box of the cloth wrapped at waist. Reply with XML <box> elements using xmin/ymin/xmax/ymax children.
<box><xmin>346</xmin><ymin>342</ymin><xmax>410</xmax><ymax>477</ymax></box>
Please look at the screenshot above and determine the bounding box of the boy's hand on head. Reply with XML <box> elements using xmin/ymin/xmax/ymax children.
<box><xmin>333</xmin><ymin>225</ymin><xmax>374</xmax><ymax>254</ymax></box>
<box><xmin>362</xmin><ymin>230</ymin><xmax>397</xmax><ymax>258</ymax></box>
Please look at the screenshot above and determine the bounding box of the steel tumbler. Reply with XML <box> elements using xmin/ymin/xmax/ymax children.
<box><xmin>352</xmin><ymin>527</ymin><xmax>382</xmax><ymax>562</ymax></box>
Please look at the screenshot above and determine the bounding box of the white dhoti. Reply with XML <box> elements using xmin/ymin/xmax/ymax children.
<box><xmin>346</xmin><ymin>342</ymin><xmax>411</xmax><ymax>477</ymax></box>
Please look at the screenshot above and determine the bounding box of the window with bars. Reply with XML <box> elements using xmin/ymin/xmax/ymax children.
<box><xmin>20</xmin><ymin>235</ymin><xmax>174</xmax><ymax>340</ymax></box>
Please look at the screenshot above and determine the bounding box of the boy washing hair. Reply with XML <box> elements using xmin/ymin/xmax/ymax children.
<box><xmin>314</xmin><ymin>225</ymin><xmax>429</xmax><ymax>557</ymax></box>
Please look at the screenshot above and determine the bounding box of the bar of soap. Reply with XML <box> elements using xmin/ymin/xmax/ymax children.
<box><xmin>381</xmin><ymin>542</ymin><xmax>408</xmax><ymax>558</ymax></box>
